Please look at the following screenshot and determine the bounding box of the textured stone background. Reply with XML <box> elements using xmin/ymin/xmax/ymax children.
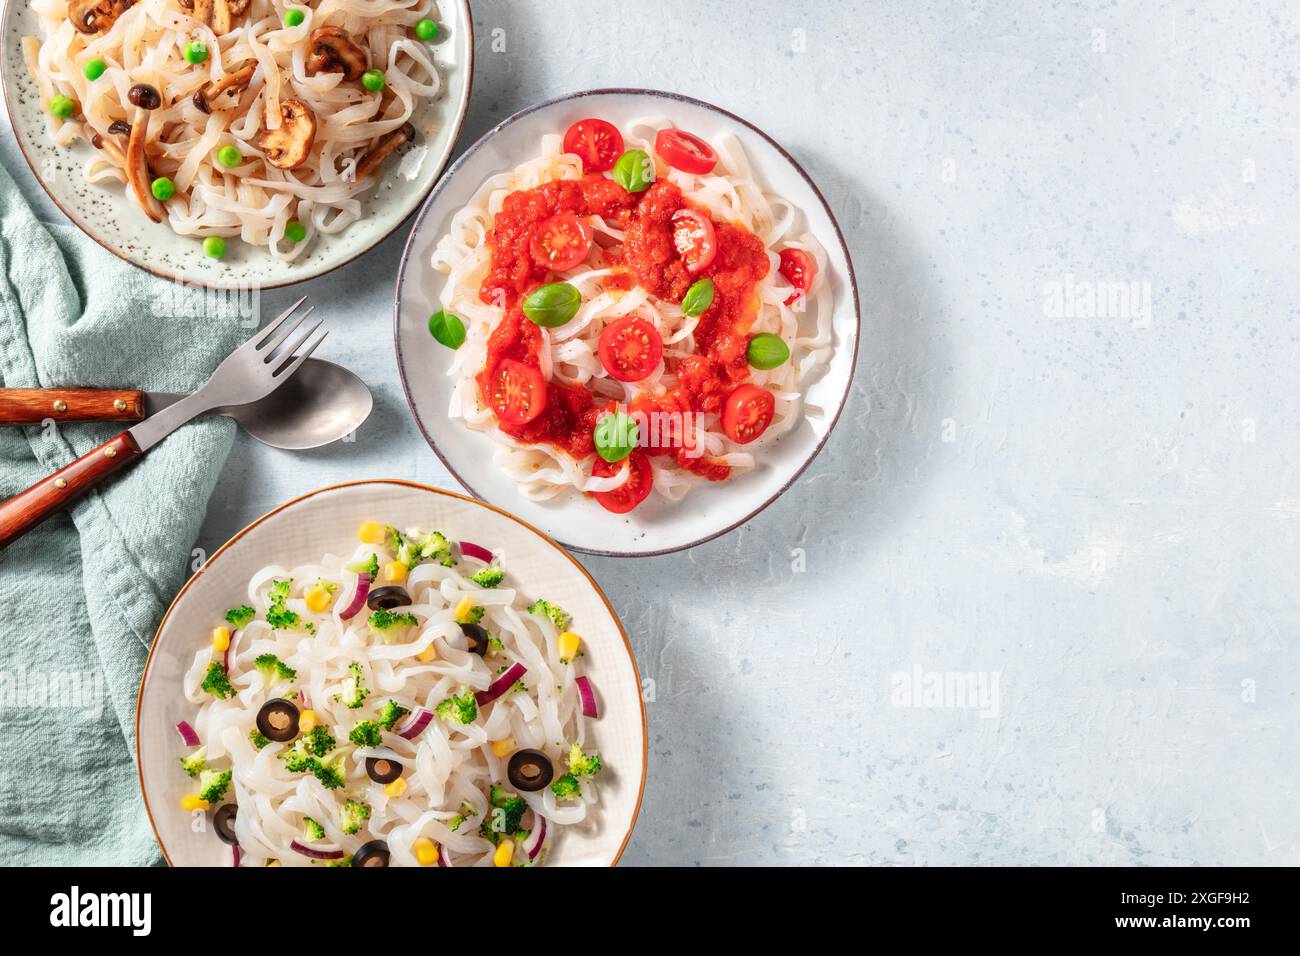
<box><xmin>7</xmin><ymin>0</ymin><xmax>1299</xmax><ymax>865</ymax></box>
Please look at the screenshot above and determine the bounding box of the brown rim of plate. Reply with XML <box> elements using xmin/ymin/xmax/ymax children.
<box><xmin>392</xmin><ymin>87</ymin><xmax>862</xmax><ymax>558</ymax></box>
<box><xmin>134</xmin><ymin>478</ymin><xmax>648</xmax><ymax>868</ymax></box>
<box><xmin>1</xmin><ymin>0</ymin><xmax>476</xmax><ymax>292</ymax></box>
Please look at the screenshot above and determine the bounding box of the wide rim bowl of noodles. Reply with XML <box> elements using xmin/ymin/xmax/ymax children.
<box><xmin>1</xmin><ymin>0</ymin><xmax>473</xmax><ymax>290</ymax></box>
<box><xmin>393</xmin><ymin>89</ymin><xmax>861</xmax><ymax>556</ymax></box>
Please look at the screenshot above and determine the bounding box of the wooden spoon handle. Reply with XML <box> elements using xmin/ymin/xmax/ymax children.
<box><xmin>0</xmin><ymin>388</ymin><xmax>147</xmax><ymax>424</ymax></box>
<box><xmin>0</xmin><ymin>432</ymin><xmax>142</xmax><ymax>550</ymax></box>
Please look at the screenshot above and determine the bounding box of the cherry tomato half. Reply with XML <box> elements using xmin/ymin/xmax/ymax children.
<box><xmin>654</xmin><ymin>128</ymin><xmax>719</xmax><ymax>175</ymax></box>
<box><xmin>778</xmin><ymin>248</ymin><xmax>817</xmax><ymax>306</ymax></box>
<box><xmin>490</xmin><ymin>358</ymin><xmax>547</xmax><ymax>426</ymax></box>
<box><xmin>592</xmin><ymin>451</ymin><xmax>653</xmax><ymax>514</ymax></box>
<box><xmin>721</xmin><ymin>384</ymin><xmax>775</xmax><ymax>444</ymax></box>
<box><xmin>563</xmin><ymin>118</ymin><xmax>624</xmax><ymax>173</ymax></box>
<box><xmin>671</xmin><ymin>208</ymin><xmax>717</xmax><ymax>274</ymax></box>
<box><xmin>530</xmin><ymin>213</ymin><xmax>593</xmax><ymax>272</ymax></box>
<box><xmin>597</xmin><ymin>316</ymin><xmax>664</xmax><ymax>383</ymax></box>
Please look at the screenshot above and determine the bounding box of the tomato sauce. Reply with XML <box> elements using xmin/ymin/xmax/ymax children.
<box><xmin>476</xmin><ymin>174</ymin><xmax>770</xmax><ymax>487</ymax></box>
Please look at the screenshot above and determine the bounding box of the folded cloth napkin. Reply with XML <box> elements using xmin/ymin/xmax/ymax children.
<box><xmin>0</xmin><ymin>161</ymin><xmax>247</xmax><ymax>865</ymax></box>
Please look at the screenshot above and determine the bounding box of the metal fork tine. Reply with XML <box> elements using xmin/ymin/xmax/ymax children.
<box><xmin>274</xmin><ymin>327</ymin><xmax>329</xmax><ymax>379</ymax></box>
<box><xmin>275</xmin><ymin>318</ymin><xmax>323</xmax><ymax>369</ymax></box>
<box><xmin>249</xmin><ymin>295</ymin><xmax>309</xmax><ymax>350</ymax></box>
<box><xmin>262</xmin><ymin>306</ymin><xmax>315</xmax><ymax>360</ymax></box>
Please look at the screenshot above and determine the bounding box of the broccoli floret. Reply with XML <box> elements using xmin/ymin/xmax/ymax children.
<box><xmin>487</xmin><ymin>635</ymin><xmax>505</xmax><ymax>654</ymax></box>
<box><xmin>285</xmin><ymin>750</ymin><xmax>347</xmax><ymax>789</ymax></box>
<box><xmin>567</xmin><ymin>742</ymin><xmax>602</xmax><ymax>777</ymax></box>
<box><xmin>269</xmin><ymin>578</ymin><xmax>293</xmax><ymax>602</ymax></box>
<box><xmin>303</xmin><ymin>817</ymin><xmax>325</xmax><ymax>841</ymax></box>
<box><xmin>384</xmin><ymin>524</ymin><xmax>406</xmax><ymax>556</ymax></box>
<box><xmin>345</xmin><ymin>553</ymin><xmax>380</xmax><ymax>577</ymax></box>
<box><xmin>248</xmin><ymin>729</ymin><xmax>270</xmax><ymax>750</ymax></box>
<box><xmin>334</xmin><ymin>662</ymin><xmax>370</xmax><ymax>709</ymax></box>
<box><xmin>304</xmin><ymin>724</ymin><xmax>335</xmax><ymax>756</ymax></box>
<box><xmin>551</xmin><ymin>773</ymin><xmax>581</xmax><ymax>800</ymax></box>
<box><xmin>281</xmin><ymin>725</ymin><xmax>335</xmax><ymax>774</ymax></box>
<box><xmin>266</xmin><ymin>604</ymin><xmax>312</xmax><ymax>632</ymax></box>
<box><xmin>390</xmin><ymin>528</ymin><xmax>455</xmax><ymax>568</ymax></box>
<box><xmin>489</xmin><ymin>783</ymin><xmax>510</xmax><ymax>807</ymax></box>
<box><xmin>461</xmin><ymin>605</ymin><xmax>485</xmax><ymax>625</ymax></box>
<box><xmin>511</xmin><ymin>679</ymin><xmax>528</xmax><ymax>694</ymax></box>
<box><xmin>340</xmin><ymin>799</ymin><xmax>371</xmax><ymax>835</ymax></box>
<box><xmin>470</xmin><ymin>566</ymin><xmax>505</xmax><ymax>588</ymax></box>
<box><xmin>377</xmin><ymin>699</ymin><xmax>410</xmax><ymax>730</ymax></box>
<box><xmin>448</xmin><ymin>800</ymin><xmax>478</xmax><ymax>831</ymax></box>
<box><xmin>198</xmin><ymin>769</ymin><xmax>232</xmax><ymax>803</ymax></box>
<box><xmin>200</xmin><ymin>662</ymin><xmax>235</xmax><ymax>700</ymax></box>
<box><xmin>282</xmin><ymin>742</ymin><xmax>315</xmax><ymax>773</ymax></box>
<box><xmin>367</xmin><ymin>609</ymin><xmax>419</xmax><ymax>643</ymax></box>
<box><xmin>179</xmin><ymin>746</ymin><xmax>207</xmax><ymax>778</ymax></box>
<box><xmin>254</xmin><ymin>652</ymin><xmax>297</xmax><ymax>684</ymax></box>
<box><xmin>348</xmin><ymin>720</ymin><xmax>384</xmax><ymax>748</ymax></box>
<box><xmin>479</xmin><ymin>791</ymin><xmax>527</xmax><ymax>843</ymax></box>
<box><xmin>313</xmin><ymin>578</ymin><xmax>338</xmax><ymax>595</ymax></box>
<box><xmin>527</xmin><ymin>599</ymin><xmax>569</xmax><ymax>630</ymax></box>
<box><xmin>327</xmin><ymin>856</ymin><xmax>353</xmax><ymax>868</ymax></box>
<box><xmin>434</xmin><ymin>688</ymin><xmax>477</xmax><ymax>725</ymax></box>
<box><xmin>225</xmin><ymin>605</ymin><xmax>255</xmax><ymax>629</ymax></box>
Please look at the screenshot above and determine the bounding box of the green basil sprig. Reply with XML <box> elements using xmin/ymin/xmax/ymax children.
<box><xmin>746</xmin><ymin>333</ymin><xmax>790</xmax><ymax>370</ymax></box>
<box><xmin>523</xmin><ymin>283</ymin><xmax>582</xmax><ymax>327</ymax></box>
<box><xmin>681</xmin><ymin>278</ymin><xmax>715</xmax><ymax>317</ymax></box>
<box><xmin>428</xmin><ymin>309</ymin><xmax>466</xmax><ymax>349</ymax></box>
<box><xmin>613</xmin><ymin>149</ymin><xmax>655</xmax><ymax>193</ymax></box>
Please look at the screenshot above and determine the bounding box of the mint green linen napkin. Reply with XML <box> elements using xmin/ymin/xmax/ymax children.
<box><xmin>0</xmin><ymin>162</ymin><xmax>246</xmax><ymax>865</ymax></box>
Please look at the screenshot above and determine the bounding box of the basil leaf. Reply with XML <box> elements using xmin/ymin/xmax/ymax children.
<box><xmin>428</xmin><ymin>309</ymin><xmax>466</xmax><ymax>349</ymax></box>
<box><xmin>746</xmin><ymin>333</ymin><xmax>790</xmax><ymax>370</ymax></box>
<box><xmin>593</xmin><ymin>411</ymin><xmax>639</xmax><ymax>463</ymax></box>
<box><xmin>681</xmin><ymin>278</ymin><xmax>715</xmax><ymax>317</ymax></box>
<box><xmin>613</xmin><ymin>149</ymin><xmax>655</xmax><ymax>193</ymax></box>
<box><xmin>522</xmin><ymin>282</ymin><xmax>582</xmax><ymax>328</ymax></box>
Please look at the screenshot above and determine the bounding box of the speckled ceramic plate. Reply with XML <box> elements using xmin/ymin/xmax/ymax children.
<box><xmin>1</xmin><ymin>0</ymin><xmax>473</xmax><ymax>290</ymax></box>
<box><xmin>136</xmin><ymin>480</ymin><xmax>646</xmax><ymax>867</ymax></box>
<box><xmin>394</xmin><ymin>89</ymin><xmax>860</xmax><ymax>556</ymax></box>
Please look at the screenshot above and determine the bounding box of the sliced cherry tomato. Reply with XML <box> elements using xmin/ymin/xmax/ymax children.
<box><xmin>721</xmin><ymin>384</ymin><xmax>774</xmax><ymax>445</ymax></box>
<box><xmin>597</xmin><ymin>316</ymin><xmax>664</xmax><ymax>383</ymax></box>
<box><xmin>671</xmin><ymin>208</ymin><xmax>717</xmax><ymax>274</ymax></box>
<box><xmin>592</xmin><ymin>451</ymin><xmax>653</xmax><ymax>514</ymax></box>
<box><xmin>654</xmin><ymin>128</ymin><xmax>719</xmax><ymax>175</ymax></box>
<box><xmin>529</xmin><ymin>213</ymin><xmax>593</xmax><ymax>271</ymax></box>
<box><xmin>778</xmin><ymin>248</ymin><xmax>817</xmax><ymax>306</ymax></box>
<box><xmin>562</xmin><ymin>118</ymin><xmax>624</xmax><ymax>173</ymax></box>
<box><xmin>489</xmin><ymin>358</ymin><xmax>547</xmax><ymax>426</ymax></box>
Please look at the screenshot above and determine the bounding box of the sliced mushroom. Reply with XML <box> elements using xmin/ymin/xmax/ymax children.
<box><xmin>255</xmin><ymin>99</ymin><xmax>316</xmax><ymax>170</ymax></box>
<box><xmin>355</xmin><ymin>123</ymin><xmax>416</xmax><ymax>179</ymax></box>
<box><xmin>69</xmin><ymin>0</ymin><xmax>136</xmax><ymax>35</ymax></box>
<box><xmin>306</xmin><ymin>26</ymin><xmax>368</xmax><ymax>81</ymax></box>
<box><xmin>124</xmin><ymin>83</ymin><xmax>164</xmax><ymax>223</ymax></box>
<box><xmin>192</xmin><ymin>62</ymin><xmax>255</xmax><ymax>114</ymax></box>
<box><xmin>211</xmin><ymin>0</ymin><xmax>251</xmax><ymax>34</ymax></box>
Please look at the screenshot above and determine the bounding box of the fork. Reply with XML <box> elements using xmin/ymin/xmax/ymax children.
<box><xmin>0</xmin><ymin>297</ymin><xmax>325</xmax><ymax>551</ymax></box>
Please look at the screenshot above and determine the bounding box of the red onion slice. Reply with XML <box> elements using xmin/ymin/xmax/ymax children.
<box><xmin>437</xmin><ymin>844</ymin><xmax>450</xmax><ymax>867</ymax></box>
<box><xmin>459</xmin><ymin>540</ymin><xmax>493</xmax><ymax>563</ymax></box>
<box><xmin>290</xmin><ymin>839</ymin><xmax>344</xmax><ymax>860</ymax></box>
<box><xmin>575</xmin><ymin>676</ymin><xmax>599</xmax><ymax>719</ymax></box>
<box><xmin>475</xmin><ymin>662</ymin><xmax>527</xmax><ymax>706</ymax></box>
<box><xmin>397</xmin><ymin>708</ymin><xmax>434</xmax><ymax>740</ymax></box>
<box><xmin>299</xmin><ymin>688</ymin><xmax>311</xmax><ymax>709</ymax></box>
<box><xmin>176</xmin><ymin>720</ymin><xmax>200</xmax><ymax>747</ymax></box>
<box><xmin>339</xmin><ymin>572</ymin><xmax>371</xmax><ymax>620</ymax></box>
<box><xmin>231</xmin><ymin>845</ymin><xmax>241</xmax><ymax>867</ymax></box>
<box><xmin>524</xmin><ymin>815</ymin><xmax>547</xmax><ymax>860</ymax></box>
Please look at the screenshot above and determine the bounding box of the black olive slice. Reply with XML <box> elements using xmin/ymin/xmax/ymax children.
<box><xmin>365</xmin><ymin>757</ymin><xmax>402</xmax><ymax>785</ymax></box>
<box><xmin>507</xmin><ymin>749</ymin><xmax>554</xmax><ymax>792</ymax></box>
<box><xmin>367</xmin><ymin>586</ymin><xmax>412</xmax><ymax>611</ymax></box>
<box><xmin>213</xmin><ymin>803</ymin><xmax>239</xmax><ymax>845</ymax></box>
<box><xmin>460</xmin><ymin>622</ymin><xmax>490</xmax><ymax>656</ymax></box>
<box><xmin>352</xmin><ymin>840</ymin><xmax>390</xmax><ymax>867</ymax></box>
<box><xmin>255</xmin><ymin>698</ymin><xmax>300</xmax><ymax>742</ymax></box>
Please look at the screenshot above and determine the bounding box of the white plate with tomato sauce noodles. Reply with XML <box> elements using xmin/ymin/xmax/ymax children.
<box><xmin>394</xmin><ymin>90</ymin><xmax>859</xmax><ymax>556</ymax></box>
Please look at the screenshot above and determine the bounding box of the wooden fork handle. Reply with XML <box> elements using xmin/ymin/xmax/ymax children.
<box><xmin>0</xmin><ymin>388</ymin><xmax>147</xmax><ymax>424</ymax></box>
<box><xmin>0</xmin><ymin>432</ymin><xmax>142</xmax><ymax>550</ymax></box>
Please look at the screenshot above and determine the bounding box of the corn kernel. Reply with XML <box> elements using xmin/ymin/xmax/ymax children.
<box><xmin>211</xmin><ymin>626</ymin><xmax>231</xmax><ymax>652</ymax></box>
<box><xmin>384</xmin><ymin>776</ymin><xmax>407</xmax><ymax>798</ymax></box>
<box><xmin>417</xmin><ymin>643</ymin><xmax>438</xmax><ymax>663</ymax></box>
<box><xmin>305</xmin><ymin>584</ymin><xmax>332</xmax><ymax>613</ymax></box>
<box><xmin>358</xmin><ymin>521</ymin><xmax>385</xmax><ymax>544</ymax></box>
<box><xmin>491</xmin><ymin>737</ymin><xmax>516</xmax><ymax>757</ymax></box>
<box><xmin>413</xmin><ymin>836</ymin><xmax>438</xmax><ymax>866</ymax></box>
<box><xmin>558</xmin><ymin>631</ymin><xmax>581</xmax><ymax>661</ymax></box>
<box><xmin>453</xmin><ymin>595</ymin><xmax>474</xmax><ymax>622</ymax></box>
<box><xmin>384</xmin><ymin>561</ymin><xmax>409</xmax><ymax>584</ymax></box>
<box><xmin>181</xmin><ymin>795</ymin><xmax>209</xmax><ymax>811</ymax></box>
<box><xmin>493</xmin><ymin>838</ymin><xmax>514</xmax><ymax>867</ymax></box>
<box><xmin>299</xmin><ymin>709</ymin><xmax>318</xmax><ymax>733</ymax></box>
<box><xmin>266</xmin><ymin>860</ymin><xmax>281</xmax><ymax>867</ymax></box>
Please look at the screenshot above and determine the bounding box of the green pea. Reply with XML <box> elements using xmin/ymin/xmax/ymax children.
<box><xmin>183</xmin><ymin>41</ymin><xmax>208</xmax><ymax>65</ymax></box>
<box><xmin>415</xmin><ymin>18</ymin><xmax>438</xmax><ymax>41</ymax></box>
<box><xmin>613</xmin><ymin>149</ymin><xmax>654</xmax><ymax>193</ymax></box>
<box><xmin>594</xmin><ymin>411</ymin><xmax>639</xmax><ymax>463</ymax></box>
<box><xmin>151</xmin><ymin>177</ymin><xmax>176</xmax><ymax>201</ymax></box>
<box><xmin>217</xmin><ymin>145</ymin><xmax>242</xmax><ymax>168</ymax></box>
<box><xmin>681</xmin><ymin>278</ymin><xmax>715</xmax><ymax>317</ymax></box>
<box><xmin>82</xmin><ymin>59</ymin><xmax>107</xmax><ymax>81</ymax></box>
<box><xmin>362</xmin><ymin>69</ymin><xmax>385</xmax><ymax>92</ymax></box>
<box><xmin>49</xmin><ymin>95</ymin><xmax>75</xmax><ymax>119</ymax></box>
<box><xmin>284</xmin><ymin>9</ymin><xmax>305</xmax><ymax>27</ymax></box>
<box><xmin>746</xmin><ymin>332</ymin><xmax>789</xmax><ymax>370</ymax></box>
<box><xmin>428</xmin><ymin>309</ymin><xmax>467</xmax><ymax>350</ymax></box>
<box><xmin>284</xmin><ymin>220</ymin><xmax>307</xmax><ymax>243</ymax></box>
<box><xmin>203</xmin><ymin>236</ymin><xmax>227</xmax><ymax>259</ymax></box>
<box><xmin>522</xmin><ymin>282</ymin><xmax>581</xmax><ymax>328</ymax></box>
